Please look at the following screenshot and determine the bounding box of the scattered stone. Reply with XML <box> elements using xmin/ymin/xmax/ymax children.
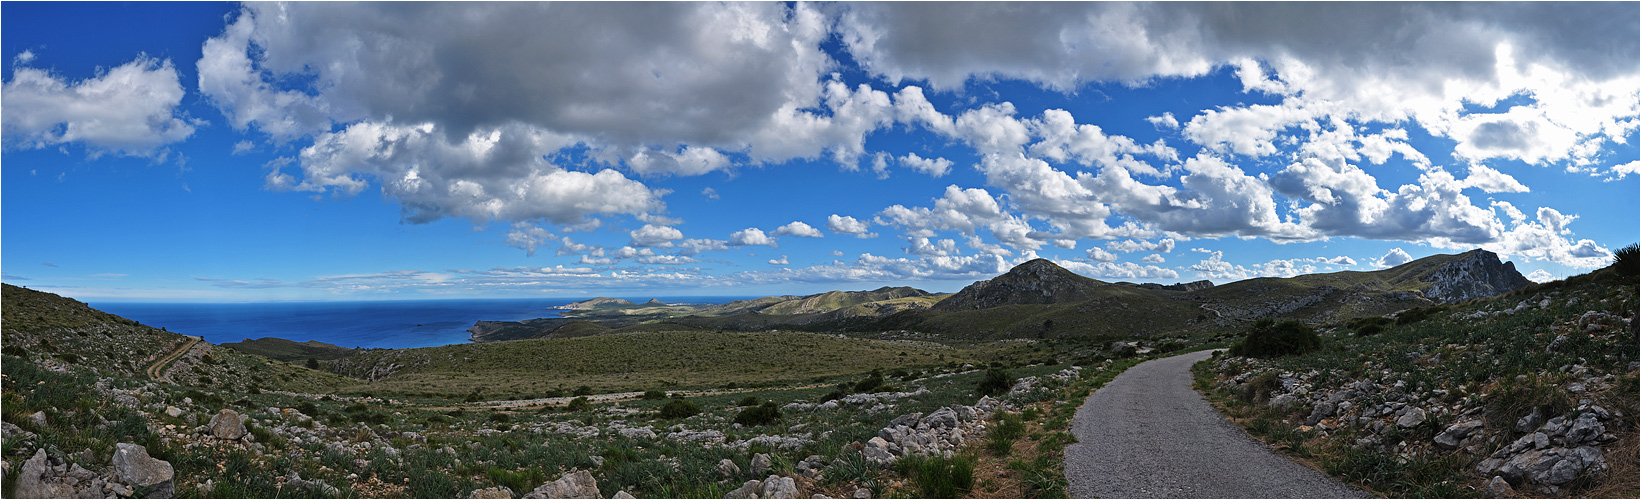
<box><xmin>725</xmin><ymin>479</ymin><xmax>763</xmax><ymax>499</ymax></box>
<box><xmin>208</xmin><ymin>409</ymin><xmax>248</xmax><ymax>440</ymax></box>
<box><xmin>851</xmin><ymin>487</ymin><xmax>872</xmax><ymax>499</ymax></box>
<box><xmin>467</xmin><ymin>486</ymin><xmax>515</xmax><ymax>498</ymax></box>
<box><xmin>750</xmin><ymin>453</ymin><xmax>772</xmax><ymax>476</ymax></box>
<box><xmin>14</xmin><ymin>449</ymin><xmax>71</xmax><ymax>499</ymax></box>
<box><xmin>164</xmin><ymin>406</ymin><xmax>183</xmax><ymax>418</ymax></box>
<box><xmin>1564</xmin><ymin>412</ymin><xmax>1604</xmax><ymax>445</ymax></box>
<box><xmin>758</xmin><ymin>475</ymin><xmax>798</xmax><ymax>499</ymax></box>
<box><xmin>522</xmin><ymin>470</ymin><xmax>601</xmax><ymax>499</ymax></box>
<box><xmin>27</xmin><ymin>411</ymin><xmax>47</xmax><ymax>428</ymax></box>
<box><xmin>112</xmin><ymin>443</ymin><xmax>175</xmax><ymax>499</ymax></box>
<box><xmin>613</xmin><ymin>492</ymin><xmax>636</xmax><ymax>499</ymax></box>
<box><xmin>1485</xmin><ymin>475</ymin><xmax>1514</xmax><ymax>498</ymax></box>
<box><xmin>1434</xmin><ymin>419</ymin><xmax>1485</xmax><ymax>449</ymax></box>
<box><xmin>1515</xmin><ymin>407</ymin><xmax>1545</xmax><ymax>434</ymax></box>
<box><xmin>716</xmin><ymin>458</ymin><xmax>741</xmax><ymax>479</ymax></box>
<box><xmin>1395</xmin><ymin>407</ymin><xmax>1426</xmax><ymax>429</ymax></box>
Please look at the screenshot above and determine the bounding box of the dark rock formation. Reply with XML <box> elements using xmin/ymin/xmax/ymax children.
<box><xmin>1418</xmin><ymin>250</ymin><xmax>1532</xmax><ymax>303</ymax></box>
<box><xmin>933</xmin><ymin>259</ymin><xmax>1106</xmax><ymax>311</ymax></box>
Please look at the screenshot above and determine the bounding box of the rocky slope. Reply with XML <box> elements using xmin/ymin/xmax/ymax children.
<box><xmin>1199</xmin><ymin>265</ymin><xmax>1637</xmax><ymax>497</ymax></box>
<box><xmin>1417</xmin><ymin>249</ymin><xmax>1533</xmax><ymax>303</ymax></box>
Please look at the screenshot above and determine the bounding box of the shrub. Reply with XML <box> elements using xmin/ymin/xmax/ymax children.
<box><xmin>733</xmin><ymin>401</ymin><xmax>781</xmax><ymax>426</ymax></box>
<box><xmin>640</xmin><ymin>390</ymin><xmax>667</xmax><ymax>400</ymax></box>
<box><xmin>573</xmin><ymin>385</ymin><xmax>594</xmax><ymax>396</ymax></box>
<box><xmin>487</xmin><ymin>412</ymin><xmax>511</xmax><ymax>423</ymax></box>
<box><xmin>853</xmin><ymin>370</ymin><xmax>885</xmax><ymax>393</ymax></box>
<box><xmin>898</xmin><ymin>454</ymin><xmax>975</xmax><ymax>498</ymax></box>
<box><xmin>305</xmin><ymin>358</ymin><xmax>320</xmax><ymax>370</ymax></box>
<box><xmin>1612</xmin><ymin>243</ymin><xmax>1639</xmax><ymax>277</ymax></box>
<box><xmin>737</xmin><ymin>396</ymin><xmax>759</xmax><ymax>407</ymax></box>
<box><xmin>1228</xmin><ymin>319</ymin><xmax>1321</xmax><ymax>358</ymax></box>
<box><xmin>657</xmin><ymin>399</ymin><xmax>702</xmax><ymax>419</ymax></box>
<box><xmin>819</xmin><ymin>390</ymin><xmax>845</xmax><ymax>403</ymax></box>
<box><xmin>976</xmin><ymin>368</ymin><xmax>1013</xmax><ymax>397</ymax></box>
<box><xmin>986</xmin><ymin>412</ymin><xmax>1026</xmax><ymax>456</ymax></box>
<box><xmin>565</xmin><ymin>396</ymin><xmax>592</xmax><ymax>412</ymax></box>
<box><xmin>296</xmin><ymin>402</ymin><xmax>320</xmax><ymax>417</ymax></box>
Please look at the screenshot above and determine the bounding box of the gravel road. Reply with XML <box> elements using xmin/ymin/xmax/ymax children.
<box><xmin>1064</xmin><ymin>350</ymin><xmax>1369</xmax><ymax>498</ymax></box>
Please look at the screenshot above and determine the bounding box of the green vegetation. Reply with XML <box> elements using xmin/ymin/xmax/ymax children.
<box><xmin>1612</xmin><ymin>242</ymin><xmax>1639</xmax><ymax>277</ymax></box>
<box><xmin>732</xmin><ymin>401</ymin><xmax>781</xmax><ymax>426</ymax></box>
<box><xmin>1227</xmin><ymin>319</ymin><xmax>1320</xmax><ymax>358</ymax></box>
<box><xmin>220</xmin><ymin>337</ymin><xmax>357</xmax><ymax>363</ymax></box>
<box><xmin>657</xmin><ymin>399</ymin><xmax>702</xmax><ymax>419</ymax></box>
<box><xmin>897</xmin><ymin>453</ymin><xmax>975</xmax><ymax>498</ymax></box>
<box><xmin>976</xmin><ymin>368</ymin><xmax>1014</xmax><ymax>397</ymax></box>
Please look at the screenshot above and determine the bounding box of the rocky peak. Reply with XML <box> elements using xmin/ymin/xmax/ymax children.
<box><xmin>933</xmin><ymin>259</ymin><xmax>1105</xmax><ymax>311</ymax></box>
<box><xmin>1418</xmin><ymin>250</ymin><xmax>1532</xmax><ymax>303</ymax></box>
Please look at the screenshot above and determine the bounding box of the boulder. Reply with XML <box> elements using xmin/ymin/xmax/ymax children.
<box><xmin>164</xmin><ymin>406</ymin><xmax>183</xmax><ymax>418</ymax></box>
<box><xmin>208</xmin><ymin>409</ymin><xmax>248</xmax><ymax>440</ymax></box>
<box><xmin>522</xmin><ymin>470</ymin><xmax>601</xmax><ymax>499</ymax></box>
<box><xmin>467</xmin><ymin>486</ymin><xmax>515</xmax><ymax>498</ymax></box>
<box><xmin>15</xmin><ymin>449</ymin><xmax>73</xmax><ymax>499</ymax></box>
<box><xmin>1564</xmin><ymin>412</ymin><xmax>1604</xmax><ymax>445</ymax></box>
<box><xmin>28</xmin><ymin>411</ymin><xmax>47</xmax><ymax>428</ymax></box>
<box><xmin>1433</xmin><ymin>419</ymin><xmax>1485</xmax><ymax>449</ymax></box>
<box><xmin>612</xmin><ymin>492</ymin><xmax>635</xmax><ymax>499</ymax></box>
<box><xmin>750</xmin><ymin>453</ymin><xmax>772</xmax><ymax>476</ymax></box>
<box><xmin>1496</xmin><ymin>446</ymin><xmax>1605</xmax><ymax>486</ymax></box>
<box><xmin>725</xmin><ymin>479</ymin><xmax>763</xmax><ymax>499</ymax></box>
<box><xmin>1485</xmin><ymin>476</ymin><xmax>1514</xmax><ymax>498</ymax></box>
<box><xmin>112</xmin><ymin>443</ymin><xmax>175</xmax><ymax>499</ymax></box>
<box><xmin>758</xmin><ymin>476</ymin><xmax>798</xmax><ymax>499</ymax></box>
<box><xmin>718</xmin><ymin>458</ymin><xmax>742</xmax><ymax>479</ymax></box>
<box><xmin>1395</xmin><ymin>407</ymin><xmax>1426</xmax><ymax>428</ymax></box>
<box><xmin>851</xmin><ymin>488</ymin><xmax>872</xmax><ymax>499</ymax></box>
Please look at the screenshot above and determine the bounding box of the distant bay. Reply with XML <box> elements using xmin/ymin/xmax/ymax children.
<box><xmin>91</xmin><ymin>297</ymin><xmax>755</xmax><ymax>350</ymax></box>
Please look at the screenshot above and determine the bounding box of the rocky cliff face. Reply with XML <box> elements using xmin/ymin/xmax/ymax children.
<box><xmin>1418</xmin><ymin>250</ymin><xmax>1532</xmax><ymax>303</ymax></box>
<box><xmin>933</xmin><ymin>259</ymin><xmax>1106</xmax><ymax>311</ymax></box>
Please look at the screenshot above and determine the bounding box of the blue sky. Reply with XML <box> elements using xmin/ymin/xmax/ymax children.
<box><xmin>3</xmin><ymin>2</ymin><xmax>1637</xmax><ymax>302</ymax></box>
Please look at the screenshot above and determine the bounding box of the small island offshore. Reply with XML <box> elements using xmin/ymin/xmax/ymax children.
<box><xmin>4</xmin><ymin>249</ymin><xmax>1636</xmax><ymax>498</ymax></box>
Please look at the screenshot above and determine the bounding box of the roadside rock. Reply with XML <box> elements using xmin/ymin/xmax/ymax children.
<box><xmin>1434</xmin><ymin>420</ymin><xmax>1485</xmax><ymax>449</ymax></box>
<box><xmin>522</xmin><ymin>470</ymin><xmax>601</xmax><ymax>499</ymax></box>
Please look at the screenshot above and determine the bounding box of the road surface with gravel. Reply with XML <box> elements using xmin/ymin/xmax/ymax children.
<box><xmin>1064</xmin><ymin>349</ymin><xmax>1369</xmax><ymax>498</ymax></box>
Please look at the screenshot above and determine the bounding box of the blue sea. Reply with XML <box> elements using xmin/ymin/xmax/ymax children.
<box><xmin>90</xmin><ymin>297</ymin><xmax>755</xmax><ymax>350</ymax></box>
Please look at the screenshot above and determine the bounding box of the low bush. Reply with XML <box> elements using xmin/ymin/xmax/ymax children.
<box><xmin>733</xmin><ymin>401</ymin><xmax>781</xmax><ymax>426</ymax></box>
<box><xmin>986</xmin><ymin>412</ymin><xmax>1026</xmax><ymax>456</ymax></box>
<box><xmin>898</xmin><ymin>453</ymin><xmax>975</xmax><ymax>498</ymax></box>
<box><xmin>853</xmin><ymin>370</ymin><xmax>885</xmax><ymax>393</ymax></box>
<box><xmin>1228</xmin><ymin>319</ymin><xmax>1321</xmax><ymax>358</ymax></box>
<box><xmin>658</xmin><ymin>399</ymin><xmax>702</xmax><ymax>419</ymax></box>
<box><xmin>565</xmin><ymin>396</ymin><xmax>592</xmax><ymax>412</ymax></box>
<box><xmin>737</xmin><ymin>396</ymin><xmax>759</xmax><ymax>407</ymax></box>
<box><xmin>976</xmin><ymin>368</ymin><xmax>1013</xmax><ymax>397</ymax></box>
<box><xmin>640</xmin><ymin>390</ymin><xmax>666</xmax><ymax>400</ymax></box>
<box><xmin>1612</xmin><ymin>243</ymin><xmax>1639</xmax><ymax>277</ymax></box>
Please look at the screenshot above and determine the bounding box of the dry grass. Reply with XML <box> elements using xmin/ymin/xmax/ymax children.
<box><xmin>1583</xmin><ymin>432</ymin><xmax>1639</xmax><ymax>499</ymax></box>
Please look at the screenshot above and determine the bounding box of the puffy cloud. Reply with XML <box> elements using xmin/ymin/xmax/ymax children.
<box><xmin>629</xmin><ymin>224</ymin><xmax>684</xmax><ymax>247</ymax></box>
<box><xmin>1146</xmin><ymin>112</ymin><xmax>1179</xmax><ymax>130</ymax></box>
<box><xmin>505</xmin><ymin>223</ymin><xmax>555</xmax><ymax>256</ymax></box>
<box><xmin>729</xmin><ymin>228</ymin><xmax>777</xmax><ymax>247</ymax></box>
<box><xmin>3</xmin><ymin>55</ymin><xmax>194</xmax><ymax>156</ymax></box>
<box><xmin>1189</xmin><ymin>251</ymin><xmax>1319</xmax><ymax>280</ymax></box>
<box><xmin>906</xmin><ymin>237</ymin><xmax>960</xmax><ymax>257</ymax></box>
<box><xmin>1460</xmin><ymin>164</ymin><xmax>1530</xmax><ymax>193</ymax></box>
<box><xmin>1086</xmin><ymin>247</ymin><xmax>1119</xmax><ymax>263</ymax></box>
<box><xmin>702</xmin><ymin>187</ymin><xmax>721</xmax><ymax>200</ymax></box>
<box><xmin>1107</xmin><ymin>238</ymin><xmax>1175</xmax><ymax>254</ymax></box>
<box><xmin>1525</xmin><ymin>269</ymin><xmax>1556</xmax><ymax>283</ymax></box>
<box><xmin>773</xmin><ymin>221</ymin><xmax>825</xmax><ymax>238</ymax></box>
<box><xmin>722</xmin><ymin>253</ymin><xmax>1010</xmax><ymax>286</ymax></box>
<box><xmin>1483</xmin><ymin>207</ymin><xmax>1612</xmax><ymax>268</ymax></box>
<box><xmin>899</xmin><ymin>152</ymin><xmax>954</xmax><ymax>177</ymax></box>
<box><xmin>826</xmin><ymin>214</ymin><xmax>878</xmax><ymax>238</ymax></box>
<box><xmin>1316</xmin><ymin>256</ymin><xmax>1358</xmax><ymax>266</ymax></box>
<box><xmin>677</xmin><ymin>238</ymin><xmax>730</xmax><ymax>255</ymax></box>
<box><xmin>272</xmin><ymin>121</ymin><xmax>663</xmax><ymax>226</ymax></box>
<box><xmin>768</xmin><ymin>255</ymin><xmax>790</xmax><ymax>266</ymax></box>
<box><xmin>1376</xmin><ymin>248</ymin><xmax>1414</xmax><ymax>268</ymax></box>
<box><xmin>1061</xmin><ymin>260</ymin><xmax>1180</xmax><ymax>281</ymax></box>
<box><xmin>1141</xmin><ymin>254</ymin><xmax>1166</xmax><ymax>264</ymax></box>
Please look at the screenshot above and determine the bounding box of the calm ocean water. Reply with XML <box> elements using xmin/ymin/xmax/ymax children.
<box><xmin>90</xmin><ymin>297</ymin><xmax>754</xmax><ymax>350</ymax></box>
